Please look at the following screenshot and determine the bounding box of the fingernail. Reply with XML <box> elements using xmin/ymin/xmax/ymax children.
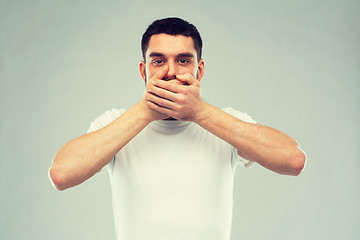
<box><xmin>152</xmin><ymin>80</ymin><xmax>156</xmax><ymax>86</ymax></box>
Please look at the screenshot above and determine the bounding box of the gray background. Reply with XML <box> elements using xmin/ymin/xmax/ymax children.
<box><xmin>1</xmin><ymin>0</ymin><xmax>359</xmax><ymax>239</ymax></box>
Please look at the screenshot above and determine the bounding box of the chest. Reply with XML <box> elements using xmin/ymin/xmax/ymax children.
<box><xmin>110</xmin><ymin>125</ymin><xmax>235</xmax><ymax>200</ymax></box>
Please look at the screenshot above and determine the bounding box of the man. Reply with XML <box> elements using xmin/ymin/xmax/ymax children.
<box><xmin>49</xmin><ymin>17</ymin><xmax>306</xmax><ymax>240</ymax></box>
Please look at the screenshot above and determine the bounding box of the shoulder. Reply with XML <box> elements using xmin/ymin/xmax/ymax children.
<box><xmin>87</xmin><ymin>108</ymin><xmax>126</xmax><ymax>133</ymax></box>
<box><xmin>222</xmin><ymin>107</ymin><xmax>257</xmax><ymax>124</ymax></box>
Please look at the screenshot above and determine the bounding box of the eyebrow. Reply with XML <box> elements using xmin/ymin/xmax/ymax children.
<box><xmin>149</xmin><ymin>52</ymin><xmax>164</xmax><ymax>58</ymax></box>
<box><xmin>177</xmin><ymin>53</ymin><xmax>194</xmax><ymax>58</ymax></box>
<box><xmin>148</xmin><ymin>52</ymin><xmax>194</xmax><ymax>59</ymax></box>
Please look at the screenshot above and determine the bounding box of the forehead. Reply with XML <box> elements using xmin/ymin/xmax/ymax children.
<box><xmin>146</xmin><ymin>34</ymin><xmax>197</xmax><ymax>59</ymax></box>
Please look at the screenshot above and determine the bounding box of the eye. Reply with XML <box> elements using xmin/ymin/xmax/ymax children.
<box><xmin>152</xmin><ymin>59</ymin><xmax>164</xmax><ymax>66</ymax></box>
<box><xmin>178</xmin><ymin>59</ymin><xmax>189</xmax><ymax>64</ymax></box>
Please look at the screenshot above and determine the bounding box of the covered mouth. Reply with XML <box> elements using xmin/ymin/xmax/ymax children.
<box><xmin>162</xmin><ymin>77</ymin><xmax>189</xmax><ymax>85</ymax></box>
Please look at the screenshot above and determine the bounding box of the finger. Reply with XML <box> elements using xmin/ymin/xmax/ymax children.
<box><xmin>153</xmin><ymin>80</ymin><xmax>184</xmax><ymax>94</ymax></box>
<box><xmin>146</xmin><ymin>92</ymin><xmax>176</xmax><ymax>110</ymax></box>
<box><xmin>148</xmin><ymin>86</ymin><xmax>177</xmax><ymax>101</ymax></box>
<box><xmin>148</xmin><ymin>78</ymin><xmax>178</xmax><ymax>99</ymax></box>
<box><xmin>176</xmin><ymin>73</ymin><xmax>198</xmax><ymax>85</ymax></box>
<box><xmin>147</xmin><ymin>100</ymin><xmax>175</xmax><ymax>118</ymax></box>
<box><xmin>153</xmin><ymin>65</ymin><xmax>169</xmax><ymax>80</ymax></box>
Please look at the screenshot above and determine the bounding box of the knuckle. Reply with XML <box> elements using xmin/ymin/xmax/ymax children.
<box><xmin>158</xmin><ymin>98</ymin><xmax>165</xmax><ymax>106</ymax></box>
<box><xmin>178</xmin><ymin>97</ymin><xmax>185</xmax><ymax>104</ymax></box>
<box><xmin>176</xmin><ymin>105</ymin><xmax>182</xmax><ymax>112</ymax></box>
<box><xmin>173</xmin><ymin>112</ymin><xmax>180</xmax><ymax>119</ymax></box>
<box><xmin>158</xmin><ymin>80</ymin><xmax>166</xmax><ymax>87</ymax></box>
<box><xmin>146</xmin><ymin>93</ymin><xmax>153</xmax><ymax>100</ymax></box>
<box><xmin>172</xmin><ymin>104</ymin><xmax>179</xmax><ymax>112</ymax></box>
<box><xmin>178</xmin><ymin>105</ymin><xmax>185</xmax><ymax>112</ymax></box>
<box><xmin>160</xmin><ymin>91</ymin><xmax>167</xmax><ymax>99</ymax></box>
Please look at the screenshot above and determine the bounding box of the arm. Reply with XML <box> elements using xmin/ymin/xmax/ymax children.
<box><xmin>194</xmin><ymin>104</ymin><xmax>306</xmax><ymax>176</ymax></box>
<box><xmin>49</xmin><ymin>101</ymin><xmax>151</xmax><ymax>190</ymax></box>
<box><xmin>49</xmin><ymin>69</ymin><xmax>171</xmax><ymax>191</ymax></box>
<box><xmin>146</xmin><ymin>74</ymin><xmax>306</xmax><ymax>176</ymax></box>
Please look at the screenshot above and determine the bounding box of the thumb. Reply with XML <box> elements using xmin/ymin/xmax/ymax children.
<box><xmin>154</xmin><ymin>65</ymin><xmax>169</xmax><ymax>80</ymax></box>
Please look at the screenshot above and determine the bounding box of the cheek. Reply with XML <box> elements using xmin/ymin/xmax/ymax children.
<box><xmin>180</xmin><ymin>66</ymin><xmax>198</xmax><ymax>77</ymax></box>
<box><xmin>194</xmin><ymin>68</ymin><xmax>199</xmax><ymax>78</ymax></box>
<box><xmin>145</xmin><ymin>67</ymin><xmax>156</xmax><ymax>81</ymax></box>
<box><xmin>192</xmin><ymin>67</ymin><xmax>199</xmax><ymax>79</ymax></box>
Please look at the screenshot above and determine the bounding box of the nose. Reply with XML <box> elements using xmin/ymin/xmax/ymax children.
<box><xmin>164</xmin><ymin>61</ymin><xmax>178</xmax><ymax>80</ymax></box>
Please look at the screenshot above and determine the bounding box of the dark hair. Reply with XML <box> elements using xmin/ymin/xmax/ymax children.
<box><xmin>141</xmin><ymin>17</ymin><xmax>202</xmax><ymax>62</ymax></box>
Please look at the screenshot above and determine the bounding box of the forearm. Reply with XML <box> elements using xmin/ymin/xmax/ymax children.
<box><xmin>195</xmin><ymin>103</ymin><xmax>306</xmax><ymax>176</ymax></box>
<box><xmin>49</xmin><ymin>102</ymin><xmax>151</xmax><ymax>190</ymax></box>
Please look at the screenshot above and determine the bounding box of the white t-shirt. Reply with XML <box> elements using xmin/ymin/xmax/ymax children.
<box><xmin>88</xmin><ymin>107</ymin><xmax>256</xmax><ymax>240</ymax></box>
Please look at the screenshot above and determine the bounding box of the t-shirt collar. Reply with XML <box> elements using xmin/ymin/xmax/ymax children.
<box><xmin>148</xmin><ymin>119</ymin><xmax>191</xmax><ymax>134</ymax></box>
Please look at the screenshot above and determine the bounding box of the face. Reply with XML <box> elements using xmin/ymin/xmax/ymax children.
<box><xmin>140</xmin><ymin>33</ymin><xmax>204</xmax><ymax>83</ymax></box>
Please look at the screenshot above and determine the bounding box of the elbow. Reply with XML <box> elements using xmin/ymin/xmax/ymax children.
<box><xmin>48</xmin><ymin>166</ymin><xmax>69</xmax><ymax>191</ymax></box>
<box><xmin>288</xmin><ymin>148</ymin><xmax>306</xmax><ymax>176</ymax></box>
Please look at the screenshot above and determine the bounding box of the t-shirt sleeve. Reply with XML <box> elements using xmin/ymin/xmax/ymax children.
<box><xmin>86</xmin><ymin>108</ymin><xmax>126</xmax><ymax>172</ymax></box>
<box><xmin>87</xmin><ymin>108</ymin><xmax>126</xmax><ymax>133</ymax></box>
<box><xmin>222</xmin><ymin>107</ymin><xmax>257</xmax><ymax>168</ymax></box>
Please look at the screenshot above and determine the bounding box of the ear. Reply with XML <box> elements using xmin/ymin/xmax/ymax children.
<box><xmin>139</xmin><ymin>61</ymin><xmax>146</xmax><ymax>83</ymax></box>
<box><xmin>197</xmin><ymin>59</ymin><xmax>205</xmax><ymax>81</ymax></box>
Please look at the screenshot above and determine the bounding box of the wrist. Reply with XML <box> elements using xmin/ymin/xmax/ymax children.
<box><xmin>137</xmin><ymin>99</ymin><xmax>168</xmax><ymax>123</ymax></box>
<box><xmin>133</xmin><ymin>101</ymin><xmax>154</xmax><ymax>125</ymax></box>
<box><xmin>193</xmin><ymin>101</ymin><xmax>212</xmax><ymax>125</ymax></box>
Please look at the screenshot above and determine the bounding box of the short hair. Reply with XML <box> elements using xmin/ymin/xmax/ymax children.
<box><xmin>141</xmin><ymin>17</ymin><xmax>203</xmax><ymax>62</ymax></box>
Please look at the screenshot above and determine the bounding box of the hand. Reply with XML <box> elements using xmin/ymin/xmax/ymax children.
<box><xmin>146</xmin><ymin>72</ymin><xmax>206</xmax><ymax>122</ymax></box>
<box><xmin>140</xmin><ymin>66</ymin><xmax>171</xmax><ymax>122</ymax></box>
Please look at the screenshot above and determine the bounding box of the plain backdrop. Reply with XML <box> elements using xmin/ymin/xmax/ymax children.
<box><xmin>1</xmin><ymin>0</ymin><xmax>359</xmax><ymax>239</ymax></box>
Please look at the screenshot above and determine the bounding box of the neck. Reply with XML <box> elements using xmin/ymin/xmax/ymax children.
<box><xmin>163</xmin><ymin>117</ymin><xmax>177</xmax><ymax>121</ymax></box>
